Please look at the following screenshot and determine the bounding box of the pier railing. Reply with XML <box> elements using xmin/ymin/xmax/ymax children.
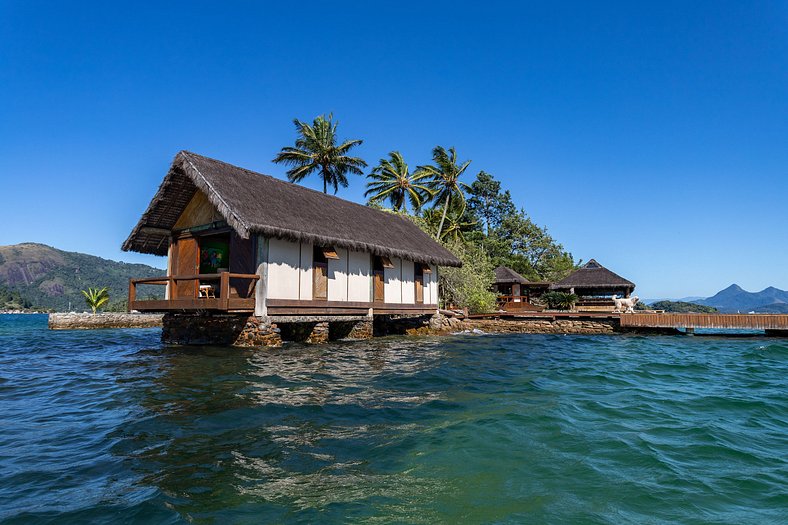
<box><xmin>620</xmin><ymin>313</ymin><xmax>788</xmax><ymax>330</ymax></box>
<box><xmin>128</xmin><ymin>272</ymin><xmax>259</xmax><ymax>312</ymax></box>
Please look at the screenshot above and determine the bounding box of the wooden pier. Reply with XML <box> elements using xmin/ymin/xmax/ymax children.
<box><xmin>620</xmin><ymin>313</ymin><xmax>788</xmax><ymax>332</ymax></box>
<box><xmin>467</xmin><ymin>311</ymin><xmax>788</xmax><ymax>335</ymax></box>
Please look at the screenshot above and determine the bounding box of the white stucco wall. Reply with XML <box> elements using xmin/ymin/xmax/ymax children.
<box><xmin>267</xmin><ymin>237</ymin><xmax>301</xmax><ymax>299</ymax></box>
<box><xmin>298</xmin><ymin>242</ymin><xmax>312</xmax><ymax>300</ymax></box>
<box><xmin>348</xmin><ymin>250</ymin><xmax>371</xmax><ymax>302</ymax></box>
<box><xmin>263</xmin><ymin>238</ymin><xmax>439</xmax><ymax>306</ymax></box>
<box><xmin>427</xmin><ymin>265</ymin><xmax>439</xmax><ymax>304</ymax></box>
<box><xmin>383</xmin><ymin>257</ymin><xmax>402</xmax><ymax>304</ymax></box>
<box><xmin>327</xmin><ymin>247</ymin><xmax>348</xmax><ymax>301</ymax></box>
<box><xmin>401</xmin><ymin>259</ymin><xmax>415</xmax><ymax>303</ymax></box>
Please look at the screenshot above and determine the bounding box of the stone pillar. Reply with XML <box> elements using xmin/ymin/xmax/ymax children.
<box><xmin>347</xmin><ymin>319</ymin><xmax>373</xmax><ymax>340</ymax></box>
<box><xmin>306</xmin><ymin>321</ymin><xmax>330</xmax><ymax>344</ymax></box>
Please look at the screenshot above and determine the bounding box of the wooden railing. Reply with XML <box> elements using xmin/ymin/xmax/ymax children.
<box><xmin>129</xmin><ymin>272</ymin><xmax>259</xmax><ymax>312</ymax></box>
<box><xmin>497</xmin><ymin>295</ymin><xmax>543</xmax><ymax>312</ymax></box>
<box><xmin>497</xmin><ymin>295</ymin><xmax>529</xmax><ymax>304</ymax></box>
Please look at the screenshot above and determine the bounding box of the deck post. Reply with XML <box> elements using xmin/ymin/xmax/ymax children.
<box><xmin>128</xmin><ymin>279</ymin><xmax>135</xmax><ymax>312</ymax></box>
<box><xmin>220</xmin><ymin>271</ymin><xmax>230</xmax><ymax>310</ymax></box>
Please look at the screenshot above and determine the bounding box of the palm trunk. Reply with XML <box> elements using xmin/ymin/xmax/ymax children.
<box><xmin>436</xmin><ymin>193</ymin><xmax>451</xmax><ymax>239</ymax></box>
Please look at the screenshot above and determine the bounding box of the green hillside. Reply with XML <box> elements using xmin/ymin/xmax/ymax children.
<box><xmin>0</xmin><ymin>243</ymin><xmax>165</xmax><ymax>312</ymax></box>
<box><xmin>646</xmin><ymin>300</ymin><xmax>718</xmax><ymax>313</ymax></box>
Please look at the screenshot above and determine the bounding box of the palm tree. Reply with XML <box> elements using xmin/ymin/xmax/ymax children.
<box><xmin>273</xmin><ymin>114</ymin><xmax>368</xmax><ymax>194</ymax></box>
<box><xmin>82</xmin><ymin>287</ymin><xmax>109</xmax><ymax>314</ymax></box>
<box><xmin>415</xmin><ymin>146</ymin><xmax>472</xmax><ymax>239</ymax></box>
<box><xmin>364</xmin><ymin>151</ymin><xmax>432</xmax><ymax>212</ymax></box>
<box><xmin>421</xmin><ymin>204</ymin><xmax>477</xmax><ymax>242</ymax></box>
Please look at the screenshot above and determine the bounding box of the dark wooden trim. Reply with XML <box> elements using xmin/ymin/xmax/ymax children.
<box><xmin>266</xmin><ymin>299</ymin><xmax>437</xmax><ymax>316</ymax></box>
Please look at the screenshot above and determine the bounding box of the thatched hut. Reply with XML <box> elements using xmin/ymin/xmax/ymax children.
<box><xmin>493</xmin><ymin>266</ymin><xmax>549</xmax><ymax>311</ymax></box>
<box><xmin>551</xmin><ymin>259</ymin><xmax>635</xmax><ymax>311</ymax></box>
<box><xmin>123</xmin><ymin>151</ymin><xmax>460</xmax><ymax>318</ymax></box>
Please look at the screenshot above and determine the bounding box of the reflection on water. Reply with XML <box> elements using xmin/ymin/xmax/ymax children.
<box><xmin>1</xmin><ymin>315</ymin><xmax>787</xmax><ymax>524</ymax></box>
<box><xmin>117</xmin><ymin>338</ymin><xmax>456</xmax><ymax>523</ymax></box>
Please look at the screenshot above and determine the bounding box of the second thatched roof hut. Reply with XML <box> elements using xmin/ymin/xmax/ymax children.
<box><xmin>551</xmin><ymin>259</ymin><xmax>635</xmax><ymax>298</ymax></box>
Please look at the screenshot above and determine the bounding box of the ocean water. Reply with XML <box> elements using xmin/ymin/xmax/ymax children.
<box><xmin>0</xmin><ymin>315</ymin><xmax>786</xmax><ymax>524</ymax></box>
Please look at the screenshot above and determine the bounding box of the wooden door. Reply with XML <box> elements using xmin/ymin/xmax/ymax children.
<box><xmin>415</xmin><ymin>276</ymin><xmax>424</xmax><ymax>304</ymax></box>
<box><xmin>313</xmin><ymin>263</ymin><xmax>328</xmax><ymax>300</ymax></box>
<box><xmin>175</xmin><ymin>237</ymin><xmax>198</xmax><ymax>298</ymax></box>
<box><xmin>373</xmin><ymin>270</ymin><xmax>385</xmax><ymax>302</ymax></box>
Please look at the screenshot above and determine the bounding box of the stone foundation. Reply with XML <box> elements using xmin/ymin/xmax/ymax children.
<box><xmin>48</xmin><ymin>312</ymin><xmax>163</xmax><ymax>330</ymax></box>
<box><xmin>162</xmin><ymin>313</ymin><xmax>374</xmax><ymax>347</ymax></box>
<box><xmin>377</xmin><ymin>314</ymin><xmax>623</xmax><ymax>336</ymax></box>
<box><xmin>463</xmin><ymin>317</ymin><xmax>619</xmax><ymax>335</ymax></box>
<box><xmin>159</xmin><ymin>311</ymin><xmax>692</xmax><ymax>346</ymax></box>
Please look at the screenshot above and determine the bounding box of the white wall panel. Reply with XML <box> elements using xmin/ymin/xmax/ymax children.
<box><xmin>267</xmin><ymin>238</ymin><xmax>300</xmax><ymax>299</ymax></box>
<box><xmin>428</xmin><ymin>265</ymin><xmax>439</xmax><ymax>304</ymax></box>
<box><xmin>384</xmin><ymin>257</ymin><xmax>402</xmax><ymax>304</ymax></box>
<box><xmin>327</xmin><ymin>248</ymin><xmax>348</xmax><ymax>301</ymax></box>
<box><xmin>348</xmin><ymin>250</ymin><xmax>371</xmax><ymax>302</ymax></box>
<box><xmin>298</xmin><ymin>242</ymin><xmax>313</xmax><ymax>300</ymax></box>
<box><xmin>401</xmin><ymin>259</ymin><xmax>415</xmax><ymax>303</ymax></box>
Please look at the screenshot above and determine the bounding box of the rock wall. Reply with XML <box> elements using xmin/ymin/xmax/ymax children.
<box><xmin>162</xmin><ymin>313</ymin><xmax>374</xmax><ymax>347</ymax></box>
<box><xmin>48</xmin><ymin>312</ymin><xmax>163</xmax><ymax>330</ymax></box>
<box><xmin>377</xmin><ymin>314</ymin><xmax>621</xmax><ymax>335</ymax></box>
<box><xmin>463</xmin><ymin>317</ymin><xmax>619</xmax><ymax>334</ymax></box>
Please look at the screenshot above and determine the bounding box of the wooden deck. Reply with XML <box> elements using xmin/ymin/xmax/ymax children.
<box><xmin>129</xmin><ymin>273</ymin><xmax>258</xmax><ymax>313</ymax></box>
<box><xmin>129</xmin><ymin>275</ymin><xmax>438</xmax><ymax>316</ymax></box>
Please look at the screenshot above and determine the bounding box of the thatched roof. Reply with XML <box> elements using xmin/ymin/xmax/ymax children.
<box><xmin>494</xmin><ymin>266</ymin><xmax>528</xmax><ymax>284</ymax></box>
<box><xmin>551</xmin><ymin>259</ymin><xmax>635</xmax><ymax>290</ymax></box>
<box><xmin>122</xmin><ymin>151</ymin><xmax>461</xmax><ymax>267</ymax></box>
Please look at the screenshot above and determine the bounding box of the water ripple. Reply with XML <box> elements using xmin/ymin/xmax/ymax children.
<box><xmin>1</xmin><ymin>315</ymin><xmax>787</xmax><ymax>524</ymax></box>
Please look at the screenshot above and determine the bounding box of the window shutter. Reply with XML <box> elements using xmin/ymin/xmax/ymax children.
<box><xmin>322</xmin><ymin>248</ymin><xmax>340</xmax><ymax>260</ymax></box>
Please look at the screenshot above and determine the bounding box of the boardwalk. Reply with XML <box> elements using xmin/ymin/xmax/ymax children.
<box><xmin>468</xmin><ymin>311</ymin><xmax>788</xmax><ymax>334</ymax></box>
<box><xmin>620</xmin><ymin>313</ymin><xmax>788</xmax><ymax>331</ymax></box>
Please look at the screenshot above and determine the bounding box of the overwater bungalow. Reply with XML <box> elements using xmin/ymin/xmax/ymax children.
<box><xmin>122</xmin><ymin>151</ymin><xmax>461</xmax><ymax>344</ymax></box>
<box><xmin>551</xmin><ymin>259</ymin><xmax>635</xmax><ymax>311</ymax></box>
<box><xmin>493</xmin><ymin>266</ymin><xmax>549</xmax><ymax>311</ymax></box>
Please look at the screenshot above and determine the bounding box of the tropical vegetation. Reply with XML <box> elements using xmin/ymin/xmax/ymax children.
<box><xmin>277</xmin><ymin>114</ymin><xmax>578</xmax><ymax>312</ymax></box>
<box><xmin>434</xmin><ymin>239</ymin><xmax>498</xmax><ymax>314</ymax></box>
<box><xmin>365</xmin><ymin>151</ymin><xmax>430</xmax><ymax>212</ymax></box>
<box><xmin>273</xmin><ymin>113</ymin><xmax>368</xmax><ymax>194</ymax></box>
<box><xmin>542</xmin><ymin>291</ymin><xmax>579</xmax><ymax>311</ymax></box>
<box><xmin>0</xmin><ymin>285</ymin><xmax>33</xmax><ymax>311</ymax></box>
<box><xmin>415</xmin><ymin>146</ymin><xmax>472</xmax><ymax>239</ymax></box>
<box><xmin>82</xmin><ymin>287</ymin><xmax>110</xmax><ymax>314</ymax></box>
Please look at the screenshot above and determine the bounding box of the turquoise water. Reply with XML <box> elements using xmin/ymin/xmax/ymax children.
<box><xmin>1</xmin><ymin>315</ymin><xmax>786</xmax><ymax>524</ymax></box>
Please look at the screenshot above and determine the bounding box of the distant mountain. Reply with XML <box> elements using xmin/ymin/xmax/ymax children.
<box><xmin>0</xmin><ymin>243</ymin><xmax>164</xmax><ymax>311</ymax></box>
<box><xmin>695</xmin><ymin>284</ymin><xmax>788</xmax><ymax>313</ymax></box>
<box><xmin>643</xmin><ymin>296</ymin><xmax>705</xmax><ymax>305</ymax></box>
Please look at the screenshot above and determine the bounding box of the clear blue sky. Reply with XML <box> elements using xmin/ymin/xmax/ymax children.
<box><xmin>1</xmin><ymin>1</ymin><xmax>786</xmax><ymax>299</ymax></box>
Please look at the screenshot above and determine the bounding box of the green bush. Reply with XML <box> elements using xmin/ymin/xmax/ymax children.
<box><xmin>439</xmin><ymin>239</ymin><xmax>497</xmax><ymax>313</ymax></box>
<box><xmin>542</xmin><ymin>291</ymin><xmax>578</xmax><ymax>311</ymax></box>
